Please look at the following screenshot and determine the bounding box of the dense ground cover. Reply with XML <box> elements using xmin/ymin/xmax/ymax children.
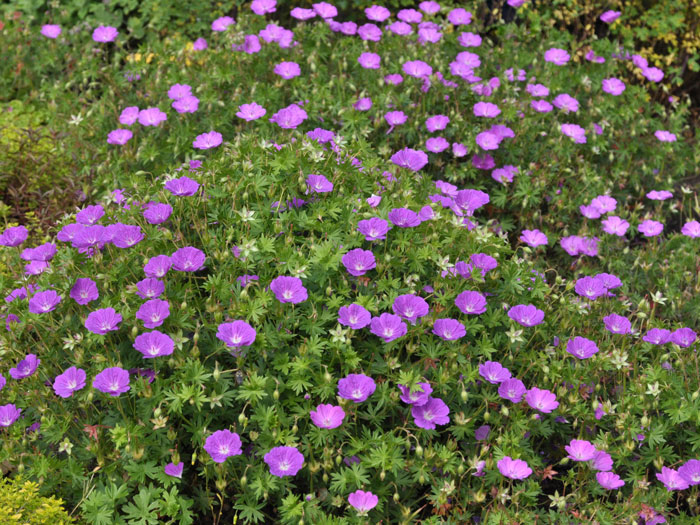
<box><xmin>0</xmin><ymin>1</ymin><xmax>699</xmax><ymax>523</ymax></box>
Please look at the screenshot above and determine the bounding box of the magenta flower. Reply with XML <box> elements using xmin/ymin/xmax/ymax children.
<box><xmin>143</xmin><ymin>202</ymin><xmax>173</xmax><ymax>225</ymax></box>
<box><xmin>76</xmin><ymin>204</ymin><xmax>104</xmax><ymax>225</ymax></box>
<box><xmin>119</xmin><ymin>106</ymin><xmax>139</xmax><ymax>125</ymax></box>
<box><xmin>136</xmin><ymin>299</ymin><xmax>170</xmax><ymax>329</ymax></box>
<box><xmin>561</xmin><ymin>123</ymin><xmax>586</xmax><ymax>143</ymax></box>
<box><xmin>40</xmin><ymin>24</ymin><xmax>61</xmax><ymax>38</ymax></box>
<box><xmin>426</xmin><ymin>115</ymin><xmax>449</xmax><ymax>132</ymax></box>
<box><xmin>402</xmin><ymin>60</ymin><xmax>432</xmax><ymax>78</ymax></box>
<box><xmin>527</xmin><ymin>83</ymin><xmax>549</xmax><ymax>97</ymax></box>
<box><xmin>566</xmin><ymin>439</ymin><xmax>596</xmax><ymax>461</ymax></box>
<box><xmin>655</xmin><ymin>130</ymin><xmax>676</xmax><ymax>142</ymax></box>
<box><xmin>553</xmin><ymin>93</ymin><xmax>579</xmax><ymax>113</ymax></box>
<box><xmin>603</xmin><ymin>314</ymin><xmax>631</xmax><ymax>335</ymax></box>
<box><xmin>656</xmin><ymin>467</ymin><xmax>689</xmax><ymax>491</ymax></box>
<box><xmin>498</xmin><ymin>378</ymin><xmax>527</xmax><ymax>403</ymax></box>
<box><xmin>682</xmin><ymin>221</ymin><xmax>700</xmax><ymax>237</ymax></box>
<box><xmin>597</xmin><ymin>472</ymin><xmax>625</xmax><ymax>490</ymax></box>
<box><xmin>385</xmin><ymin>111</ymin><xmax>407</xmax><ymax>128</ymax></box>
<box><xmin>353</xmin><ymin>97</ymin><xmax>372</xmax><ymax>111</ymax></box>
<box><xmin>144</xmin><ymin>255</ymin><xmax>172</xmax><ymax>278</ymax></box>
<box><xmin>274</xmin><ymin>61</ymin><xmax>301</xmax><ymax>79</ymax></box>
<box><xmin>647</xmin><ymin>190</ymin><xmax>673</xmax><ymax>201</ymax></box>
<box><xmin>172</xmin><ymin>246</ymin><xmax>205</xmax><ymax>272</ymax></box>
<box><xmin>531</xmin><ymin>100</ymin><xmax>553</xmax><ymax>113</ymax></box>
<box><xmin>310</xmin><ymin>404</ymin><xmax>345</xmax><ymax>429</ymax></box>
<box><xmin>575</xmin><ymin>276</ymin><xmax>606</xmax><ymax>300</ymax></box>
<box><xmin>111</xmin><ymin>225</ymin><xmax>144</xmax><ymax>249</ymax></box>
<box><xmin>678</xmin><ymin>460</ymin><xmax>700</xmax><ymax>485</ymax></box>
<box><xmin>391</xmin><ymin>148</ymin><xmax>429</xmax><ymax>171</ymax></box>
<box><xmin>479</xmin><ymin>361</ymin><xmax>511</xmax><ymax>384</ymax></box>
<box><xmin>475</xmin><ymin>131</ymin><xmax>501</xmax><ymax>151</ymax></box>
<box><xmin>70</xmin><ymin>278</ymin><xmax>99</xmax><ymax>305</ymax></box>
<box><xmin>165</xmin><ymin>176</ymin><xmax>200</xmax><ymax>197</ymax></box>
<box><xmin>338</xmin><ymin>304</ymin><xmax>372</xmax><ymax>329</ymax></box>
<box><xmin>107</xmin><ymin>129</ymin><xmax>132</xmax><ymax>145</ymax></box>
<box><xmin>216</xmin><ymin>321</ymin><xmax>256</xmax><ymax>348</ymax></box>
<box><xmin>398</xmin><ymin>382</ymin><xmax>433</xmax><ymax>406</ymax></box>
<box><xmin>28</xmin><ymin>290</ymin><xmax>61</xmax><ymax>314</ymax></box>
<box><xmin>138</xmin><ymin>108</ymin><xmax>167</xmax><ymax>126</ymax></box>
<box><xmin>10</xmin><ymin>354</ymin><xmax>40</xmax><ymax>379</ymax></box>
<box><xmin>432</xmin><ymin>318</ymin><xmax>466</xmax><ymax>341</ymax></box>
<box><xmin>357</xmin><ymin>218</ymin><xmax>390</xmax><ymax>241</ymax></box>
<box><xmin>270</xmin><ymin>276</ymin><xmax>308</xmax><ymax>304</ymax></box>
<box><xmin>455</xmin><ymin>290</ymin><xmax>487</xmax><ymax>315</ymax></box>
<box><xmin>342</xmin><ymin>249</ymin><xmax>376</xmax><ymax>277</ymax></box>
<box><xmin>358</xmin><ymin>52</ymin><xmax>381</xmax><ymax>69</ymax></box>
<box><xmin>473</xmin><ymin>102</ymin><xmax>501</xmax><ymax>118</ymax></box>
<box><xmin>269</xmin><ymin>104</ymin><xmax>308</xmax><ymax>129</ymax></box>
<box><xmin>602</xmin><ymin>78</ymin><xmax>626</xmax><ymax>95</ymax></box>
<box><xmin>85</xmin><ymin>307</ymin><xmax>122</xmax><ymax>335</ymax></box>
<box><xmin>0</xmin><ymin>404</ymin><xmax>21</xmax><ymax>427</ymax></box>
<box><xmin>338</xmin><ymin>373</ymin><xmax>376</xmax><ymax>403</ymax></box>
<box><xmin>165</xmin><ymin>462</ymin><xmax>184</xmax><ymax>478</ymax></box>
<box><xmin>173</xmin><ymin>95</ymin><xmax>199</xmax><ymax>114</ymax></box>
<box><xmin>365</xmin><ymin>5</ymin><xmax>390</xmax><ymax>22</ymax></box>
<box><xmin>567</xmin><ymin>336</ymin><xmax>599</xmax><ymax>359</ymax></box>
<box><xmin>412</xmin><ymin>397</ymin><xmax>450</xmax><ymax>429</ymax></box>
<box><xmin>453</xmin><ymin>143</ymin><xmax>468</xmax><ymax>157</ymax></box>
<box><xmin>525</xmin><ymin>387</ymin><xmax>559</xmax><ymax>413</ymax></box>
<box><xmin>497</xmin><ymin>457</ymin><xmax>532</xmax><ymax>480</ymax></box>
<box><xmin>193</xmin><ymin>131</ymin><xmax>222</xmax><ymax>150</ymax></box>
<box><xmin>426</xmin><ymin>137</ymin><xmax>449</xmax><ymax>153</ymax></box>
<box><xmin>212</xmin><ymin>16</ymin><xmax>235</xmax><ymax>31</ymax></box>
<box><xmin>370</xmin><ymin>313</ymin><xmax>407</xmax><ymax>342</ymax></box>
<box><xmin>133</xmin><ymin>331</ymin><xmax>174</xmax><ymax>358</ymax></box>
<box><xmin>448</xmin><ymin>7</ymin><xmax>472</xmax><ymax>25</ymax></box>
<box><xmin>251</xmin><ymin>0</ymin><xmax>276</xmax><ymax>15</ymax></box>
<box><xmin>520</xmin><ymin>229</ymin><xmax>548</xmax><ymax>247</ymax></box>
<box><xmin>458</xmin><ymin>31</ymin><xmax>481</xmax><ymax>47</ymax></box>
<box><xmin>392</xmin><ymin>294</ymin><xmax>429</xmax><ymax>324</ymax></box>
<box><xmin>388</xmin><ymin>208</ymin><xmax>421</xmax><ymax>228</ymax></box>
<box><xmin>601</xmin><ymin>216</ymin><xmax>629</xmax><ymax>236</ymax></box>
<box><xmin>0</xmin><ymin>225</ymin><xmax>28</xmax><ymax>247</ymax></box>
<box><xmin>638</xmin><ymin>219</ymin><xmax>664</xmax><ymax>237</ymax></box>
<box><xmin>507</xmin><ymin>305</ymin><xmax>544</xmax><ymax>327</ymax></box>
<box><xmin>265</xmin><ymin>446</ymin><xmax>304</xmax><ymax>477</ymax></box>
<box><xmin>671</xmin><ymin>327</ymin><xmax>697</xmax><ymax>348</ymax></box>
<box><xmin>592</xmin><ymin>450</ymin><xmax>613</xmax><ymax>472</ymax></box>
<box><xmin>600</xmin><ymin>10</ymin><xmax>621</xmax><ymax>23</ymax></box>
<box><xmin>643</xmin><ymin>328</ymin><xmax>671</xmax><ymax>345</ymax></box>
<box><xmin>167</xmin><ymin>84</ymin><xmax>191</xmax><ymax>100</ymax></box>
<box><xmin>544</xmin><ymin>47</ymin><xmax>570</xmax><ymax>65</ymax></box>
<box><xmin>92</xmin><ymin>367</ymin><xmax>130</xmax><ymax>396</ymax></box>
<box><xmin>348</xmin><ymin>490</ymin><xmax>378</xmax><ymax>515</ymax></box>
<box><xmin>291</xmin><ymin>7</ymin><xmax>316</xmax><ymax>19</ymax></box>
<box><xmin>53</xmin><ymin>367</ymin><xmax>86</xmax><ymax>398</ymax></box>
<box><xmin>643</xmin><ymin>67</ymin><xmax>664</xmax><ymax>82</ymax></box>
<box><xmin>313</xmin><ymin>1</ymin><xmax>337</xmax><ymax>17</ymax></box>
<box><xmin>306</xmin><ymin>174</ymin><xmax>334</xmax><ymax>193</ymax></box>
<box><xmin>236</xmin><ymin>102</ymin><xmax>267</xmax><ymax>121</ymax></box>
<box><xmin>92</xmin><ymin>25</ymin><xmax>118</xmax><ymax>42</ymax></box>
<box><xmin>204</xmin><ymin>430</ymin><xmax>242</xmax><ymax>463</ymax></box>
<box><xmin>387</xmin><ymin>22</ymin><xmax>412</xmax><ymax>37</ymax></box>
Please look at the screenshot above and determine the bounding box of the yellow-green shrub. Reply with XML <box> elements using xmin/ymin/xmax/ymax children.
<box><xmin>0</xmin><ymin>477</ymin><xmax>74</xmax><ymax>525</ymax></box>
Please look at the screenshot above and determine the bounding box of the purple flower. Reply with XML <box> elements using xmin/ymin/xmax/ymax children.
<box><xmin>655</xmin><ymin>130</ymin><xmax>677</xmax><ymax>143</ymax></box>
<box><xmin>251</xmin><ymin>0</ymin><xmax>276</xmax><ymax>15</ymax></box>
<box><xmin>597</xmin><ymin>471</ymin><xmax>625</xmax><ymax>490</ymax></box>
<box><xmin>269</xmin><ymin>104</ymin><xmax>308</xmax><ymax>129</ymax></box>
<box><xmin>306</xmin><ymin>174</ymin><xmax>334</xmax><ymax>193</ymax></box>
<box><xmin>92</xmin><ymin>367</ymin><xmax>130</xmax><ymax>396</ymax></box>
<box><xmin>138</xmin><ymin>108</ymin><xmax>167</xmax><ymax>127</ymax></box>
<box><xmin>193</xmin><ymin>131</ymin><xmax>222</xmax><ymax>150</ymax></box>
<box><xmin>544</xmin><ymin>47</ymin><xmax>570</xmax><ymax>65</ymax></box>
<box><xmin>136</xmin><ymin>299</ymin><xmax>169</xmax><ymax>329</ymax></box>
<box><xmin>643</xmin><ymin>328</ymin><xmax>671</xmax><ymax>345</ymax></box>
<box><xmin>426</xmin><ymin>115</ymin><xmax>449</xmax><ymax>132</ymax></box>
<box><xmin>291</xmin><ymin>7</ymin><xmax>316</xmax><ymax>20</ymax></box>
<box><xmin>561</xmin><ymin>123</ymin><xmax>586</xmax><ymax>143</ymax></box>
<box><xmin>671</xmin><ymin>327</ymin><xmax>697</xmax><ymax>348</ymax></box>
<box><xmin>412</xmin><ymin>397</ymin><xmax>450</xmax><ymax>429</ymax></box>
<box><xmin>70</xmin><ymin>278</ymin><xmax>99</xmax><ymax>305</ymax></box>
<box><xmin>119</xmin><ymin>106</ymin><xmax>139</xmax><ymax>125</ymax></box>
<box><xmin>525</xmin><ymin>387</ymin><xmax>559</xmax><ymax>413</ymax></box>
<box><xmin>85</xmin><ymin>308</ymin><xmax>122</xmax><ymax>335</ymax></box>
<box><xmin>41</xmin><ymin>24</ymin><xmax>61</xmax><ymax>38</ymax></box>
<box><xmin>53</xmin><ymin>367</ymin><xmax>86</xmax><ymax>398</ymax></box>
<box><xmin>365</xmin><ymin>5</ymin><xmax>390</xmax><ymax>22</ymax></box>
<box><xmin>165</xmin><ymin>462</ymin><xmax>184</xmax><ymax>478</ymax></box>
<box><xmin>76</xmin><ymin>205</ymin><xmax>104</xmax><ymax>225</ymax></box>
<box><xmin>643</xmin><ymin>67</ymin><xmax>664</xmax><ymax>82</ymax></box>
<box><xmin>216</xmin><ymin>321</ymin><xmax>256</xmax><ymax>349</ymax></box>
<box><xmin>10</xmin><ymin>354</ymin><xmax>40</xmax><ymax>379</ymax></box>
<box><xmin>527</xmin><ymin>83</ymin><xmax>549</xmax><ymax>97</ymax></box>
<box><xmin>265</xmin><ymin>446</ymin><xmax>304</xmax><ymax>477</ymax></box>
<box><xmin>357</xmin><ymin>218</ymin><xmax>390</xmax><ymax>241</ymax></box>
<box><xmin>473</xmin><ymin>102</ymin><xmax>501</xmax><ymax>118</ymax></box>
<box><xmin>603</xmin><ymin>314</ymin><xmax>631</xmax><ymax>335</ymax></box>
<box><xmin>390</xmin><ymin>148</ymin><xmax>429</xmax><ymax>171</ymax></box>
<box><xmin>553</xmin><ymin>93</ymin><xmax>579</xmax><ymax>113</ymax></box>
<box><xmin>498</xmin><ymin>378</ymin><xmax>527</xmax><ymax>403</ymax></box>
<box><xmin>270</xmin><ymin>276</ymin><xmax>308</xmax><ymax>304</ymax></box>
<box><xmin>455</xmin><ymin>290</ymin><xmax>487</xmax><ymax>315</ymax></box>
<box><xmin>92</xmin><ymin>25</ymin><xmax>118</xmax><ymax>42</ymax></box>
<box><xmin>370</xmin><ymin>313</ymin><xmax>407</xmax><ymax>342</ymax></box>
<box><xmin>497</xmin><ymin>457</ymin><xmax>532</xmax><ymax>480</ymax></box>
<box><xmin>602</xmin><ymin>78</ymin><xmax>626</xmax><ymax>95</ymax></box>
<box><xmin>531</xmin><ymin>100</ymin><xmax>553</xmax><ymax>113</ymax></box>
<box><xmin>0</xmin><ymin>375</ymin><xmax>5</xmax><ymax>391</ymax></box>
<box><xmin>432</xmin><ymin>318</ymin><xmax>466</xmax><ymax>341</ymax></box>
<box><xmin>682</xmin><ymin>221</ymin><xmax>700</xmax><ymax>238</ymax></box>
<box><xmin>274</xmin><ymin>61</ymin><xmax>301</xmax><ymax>79</ymax></box>
<box><xmin>507</xmin><ymin>305</ymin><xmax>544</xmax><ymax>327</ymax></box>
<box><xmin>313</xmin><ymin>1</ymin><xmax>337</xmax><ymax>18</ymax></box>
<box><xmin>647</xmin><ymin>190</ymin><xmax>673</xmax><ymax>201</ymax></box>
<box><xmin>565</xmin><ymin>439</ymin><xmax>596</xmax><ymax>461</ymax></box>
<box><xmin>656</xmin><ymin>467</ymin><xmax>689</xmax><ymax>491</ymax></box>
<box><xmin>403</xmin><ymin>60</ymin><xmax>432</xmax><ymax>78</ymax></box>
<box><xmin>398</xmin><ymin>383</ymin><xmax>433</xmax><ymax>406</ymax></box>
<box><xmin>348</xmin><ymin>490</ymin><xmax>378</xmax><ymax>515</ymax></box>
<box><xmin>310</xmin><ymin>404</ymin><xmax>345</xmax><ymax>429</ymax></box>
<box><xmin>425</xmin><ymin>137</ymin><xmax>449</xmax><ymax>153</ymax></box>
<box><xmin>167</xmin><ymin>84</ymin><xmax>191</xmax><ymax>100</ymax></box>
<box><xmin>143</xmin><ymin>202</ymin><xmax>173</xmax><ymax>225</ymax></box>
<box><xmin>448</xmin><ymin>7</ymin><xmax>472</xmax><ymax>25</ymax></box>
<box><xmin>21</xmin><ymin>242</ymin><xmax>56</xmax><ymax>262</ymax></box>
<box><xmin>338</xmin><ymin>373</ymin><xmax>376</xmax><ymax>402</ymax></box>
<box><xmin>385</xmin><ymin>111</ymin><xmax>407</xmax><ymax>128</ymax></box>
<box><xmin>388</xmin><ymin>208</ymin><xmax>421</xmax><ymax>228</ymax></box>
<box><xmin>520</xmin><ymin>229</ymin><xmax>548</xmax><ymax>247</ymax></box>
<box><xmin>575</xmin><ymin>276</ymin><xmax>606</xmax><ymax>300</ymax></box>
<box><xmin>479</xmin><ymin>361</ymin><xmax>512</xmax><ymax>384</ymax></box>
<box><xmin>144</xmin><ymin>255</ymin><xmax>172</xmax><ymax>278</ymax></box>
<box><xmin>171</xmin><ymin>247</ymin><xmax>205</xmax><ymax>272</ymax></box>
<box><xmin>236</xmin><ymin>102</ymin><xmax>267</xmax><ymax>121</ymax></box>
<box><xmin>678</xmin><ymin>459</ymin><xmax>700</xmax><ymax>485</ymax></box>
<box><xmin>0</xmin><ymin>225</ymin><xmax>28</xmax><ymax>247</ymax></box>
<box><xmin>111</xmin><ymin>224</ymin><xmax>144</xmax><ymax>249</ymax></box>
<box><xmin>342</xmin><ymin>249</ymin><xmax>376</xmax><ymax>277</ymax></box>
<box><xmin>338</xmin><ymin>304</ymin><xmax>372</xmax><ymax>329</ymax></box>
<box><xmin>592</xmin><ymin>450</ymin><xmax>613</xmax><ymax>472</ymax></box>
<box><xmin>212</xmin><ymin>16</ymin><xmax>235</xmax><ymax>31</ymax></box>
<box><xmin>392</xmin><ymin>294</ymin><xmax>429</xmax><ymax>324</ymax></box>
<box><xmin>204</xmin><ymin>430</ymin><xmax>242</xmax><ymax>463</ymax></box>
<box><xmin>358</xmin><ymin>52</ymin><xmax>381</xmax><ymax>70</ymax></box>
<box><xmin>638</xmin><ymin>220</ymin><xmax>664</xmax><ymax>237</ymax></box>
<box><xmin>133</xmin><ymin>330</ymin><xmax>174</xmax><ymax>358</ymax></box>
<box><xmin>28</xmin><ymin>290</ymin><xmax>61</xmax><ymax>314</ymax></box>
<box><xmin>172</xmin><ymin>95</ymin><xmax>199</xmax><ymax>114</ymax></box>
<box><xmin>601</xmin><ymin>216</ymin><xmax>629</xmax><ymax>236</ymax></box>
<box><xmin>475</xmin><ymin>425</ymin><xmax>491</xmax><ymax>441</ymax></box>
<box><xmin>107</xmin><ymin>129</ymin><xmax>132</xmax><ymax>145</ymax></box>
<box><xmin>165</xmin><ymin>176</ymin><xmax>200</xmax><ymax>196</ymax></box>
<box><xmin>0</xmin><ymin>404</ymin><xmax>21</xmax><ymax>427</ymax></box>
<box><xmin>353</xmin><ymin>97</ymin><xmax>372</xmax><ymax>111</ymax></box>
<box><xmin>566</xmin><ymin>336</ymin><xmax>599</xmax><ymax>359</ymax></box>
<box><xmin>600</xmin><ymin>10</ymin><xmax>621</xmax><ymax>23</ymax></box>
<box><xmin>475</xmin><ymin>131</ymin><xmax>501</xmax><ymax>151</ymax></box>
<box><xmin>455</xmin><ymin>189</ymin><xmax>490</xmax><ymax>215</ymax></box>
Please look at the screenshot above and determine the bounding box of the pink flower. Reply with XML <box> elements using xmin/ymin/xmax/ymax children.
<box><xmin>544</xmin><ymin>48</ymin><xmax>570</xmax><ymax>65</ymax></box>
<box><xmin>310</xmin><ymin>404</ymin><xmax>345</xmax><ymax>429</ymax></box>
<box><xmin>193</xmin><ymin>131</ymin><xmax>222</xmax><ymax>150</ymax></box>
<box><xmin>348</xmin><ymin>490</ymin><xmax>378</xmax><ymax>515</ymax></box>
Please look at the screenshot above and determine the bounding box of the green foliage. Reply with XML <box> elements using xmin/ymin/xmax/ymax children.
<box><xmin>0</xmin><ymin>477</ymin><xmax>75</xmax><ymax>525</ymax></box>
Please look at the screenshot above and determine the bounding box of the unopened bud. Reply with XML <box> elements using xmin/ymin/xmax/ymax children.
<box><xmin>460</xmin><ymin>389</ymin><xmax>468</xmax><ymax>402</ymax></box>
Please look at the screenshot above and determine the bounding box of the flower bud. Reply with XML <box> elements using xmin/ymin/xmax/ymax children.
<box><xmin>484</xmin><ymin>410</ymin><xmax>490</xmax><ymax>421</ymax></box>
<box><xmin>380</xmin><ymin>470</ymin><xmax>386</xmax><ymax>481</ymax></box>
<box><xmin>415</xmin><ymin>445</ymin><xmax>423</xmax><ymax>457</ymax></box>
<box><xmin>216</xmin><ymin>478</ymin><xmax>227</xmax><ymax>492</ymax></box>
<box><xmin>273</xmin><ymin>389</ymin><xmax>279</xmax><ymax>400</ymax></box>
<box><xmin>693</xmin><ymin>391</ymin><xmax>700</xmax><ymax>400</ymax></box>
<box><xmin>323</xmin><ymin>473</ymin><xmax>329</xmax><ymax>483</ymax></box>
<box><xmin>292</xmin><ymin>424</ymin><xmax>298</xmax><ymax>434</ymax></box>
<box><xmin>457</xmin><ymin>464</ymin><xmax>465</xmax><ymax>475</ymax></box>
<box><xmin>393</xmin><ymin>492</ymin><xmax>400</xmax><ymax>503</ymax></box>
<box><xmin>240</xmin><ymin>475</ymin><xmax>247</xmax><ymax>487</ymax></box>
<box><xmin>324</xmin><ymin>371</ymin><xmax>332</xmax><ymax>383</ymax></box>
<box><xmin>460</xmin><ymin>389</ymin><xmax>468</xmax><ymax>402</ymax></box>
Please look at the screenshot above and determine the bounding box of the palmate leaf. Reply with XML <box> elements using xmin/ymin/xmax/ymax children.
<box><xmin>121</xmin><ymin>486</ymin><xmax>160</xmax><ymax>525</ymax></box>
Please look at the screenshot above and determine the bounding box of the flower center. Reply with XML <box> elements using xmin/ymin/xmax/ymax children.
<box><xmin>279</xmin><ymin>461</ymin><xmax>290</xmax><ymax>471</ymax></box>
